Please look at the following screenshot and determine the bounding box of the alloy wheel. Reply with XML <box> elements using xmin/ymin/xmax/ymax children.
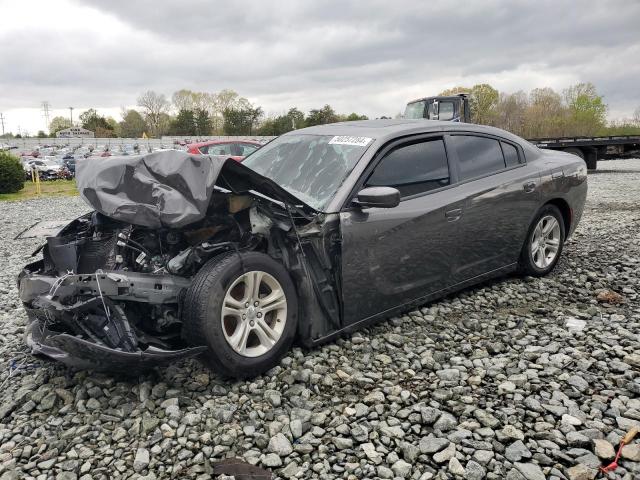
<box><xmin>220</xmin><ymin>270</ymin><xmax>287</xmax><ymax>357</ymax></box>
<box><xmin>531</xmin><ymin>215</ymin><xmax>561</xmax><ymax>269</ymax></box>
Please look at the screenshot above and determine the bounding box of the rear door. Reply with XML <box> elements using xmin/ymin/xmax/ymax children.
<box><xmin>447</xmin><ymin>134</ymin><xmax>541</xmax><ymax>282</ymax></box>
<box><xmin>340</xmin><ymin>135</ymin><xmax>466</xmax><ymax>325</ymax></box>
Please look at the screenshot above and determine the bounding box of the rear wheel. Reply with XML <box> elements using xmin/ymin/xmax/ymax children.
<box><xmin>519</xmin><ymin>205</ymin><xmax>565</xmax><ymax>277</ymax></box>
<box><xmin>182</xmin><ymin>252</ymin><xmax>298</xmax><ymax>378</ymax></box>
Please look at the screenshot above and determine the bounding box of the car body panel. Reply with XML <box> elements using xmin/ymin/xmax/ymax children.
<box><xmin>340</xmin><ymin>186</ymin><xmax>466</xmax><ymax>324</ymax></box>
<box><xmin>16</xmin><ymin>120</ymin><xmax>587</xmax><ymax>372</ymax></box>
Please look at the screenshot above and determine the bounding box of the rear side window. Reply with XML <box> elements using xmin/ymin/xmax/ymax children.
<box><xmin>367</xmin><ymin>138</ymin><xmax>449</xmax><ymax>197</ymax></box>
<box><xmin>501</xmin><ymin>141</ymin><xmax>520</xmax><ymax>167</ymax></box>
<box><xmin>450</xmin><ymin>135</ymin><xmax>505</xmax><ymax>180</ymax></box>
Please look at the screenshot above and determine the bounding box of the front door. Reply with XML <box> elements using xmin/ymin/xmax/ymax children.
<box><xmin>339</xmin><ymin>136</ymin><xmax>466</xmax><ymax>325</ymax></box>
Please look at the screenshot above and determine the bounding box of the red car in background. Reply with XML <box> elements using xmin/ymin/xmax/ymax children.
<box><xmin>186</xmin><ymin>140</ymin><xmax>262</xmax><ymax>161</ymax></box>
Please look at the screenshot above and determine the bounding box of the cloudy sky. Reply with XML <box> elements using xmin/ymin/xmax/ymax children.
<box><xmin>1</xmin><ymin>0</ymin><xmax>639</xmax><ymax>135</ymax></box>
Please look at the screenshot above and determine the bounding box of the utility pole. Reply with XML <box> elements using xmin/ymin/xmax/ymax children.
<box><xmin>69</xmin><ymin>107</ymin><xmax>74</xmax><ymax>125</ymax></box>
<box><xmin>41</xmin><ymin>101</ymin><xmax>51</xmax><ymax>132</ymax></box>
<box><xmin>0</xmin><ymin>113</ymin><xmax>5</xmax><ymax>136</ymax></box>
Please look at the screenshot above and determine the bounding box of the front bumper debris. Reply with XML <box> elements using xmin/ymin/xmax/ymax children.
<box><xmin>18</xmin><ymin>265</ymin><xmax>205</xmax><ymax>372</ymax></box>
<box><xmin>18</xmin><ymin>261</ymin><xmax>191</xmax><ymax>305</ymax></box>
<box><xmin>25</xmin><ymin>321</ymin><xmax>205</xmax><ymax>372</ymax></box>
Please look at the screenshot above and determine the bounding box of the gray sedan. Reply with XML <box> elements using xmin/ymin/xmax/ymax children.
<box><xmin>18</xmin><ymin>120</ymin><xmax>587</xmax><ymax>377</ymax></box>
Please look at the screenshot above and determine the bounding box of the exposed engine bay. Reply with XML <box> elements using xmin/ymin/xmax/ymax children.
<box><xmin>17</xmin><ymin>152</ymin><xmax>342</xmax><ymax>372</ymax></box>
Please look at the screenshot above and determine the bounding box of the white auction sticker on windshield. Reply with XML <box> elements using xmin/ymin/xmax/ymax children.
<box><xmin>328</xmin><ymin>136</ymin><xmax>372</xmax><ymax>147</ymax></box>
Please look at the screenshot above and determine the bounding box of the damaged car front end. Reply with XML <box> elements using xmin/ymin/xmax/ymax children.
<box><xmin>17</xmin><ymin>144</ymin><xmax>355</xmax><ymax>375</ymax></box>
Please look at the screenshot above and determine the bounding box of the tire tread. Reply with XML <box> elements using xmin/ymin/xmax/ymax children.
<box><xmin>182</xmin><ymin>251</ymin><xmax>297</xmax><ymax>378</ymax></box>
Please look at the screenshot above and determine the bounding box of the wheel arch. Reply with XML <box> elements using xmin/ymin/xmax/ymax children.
<box><xmin>545</xmin><ymin>198</ymin><xmax>572</xmax><ymax>238</ymax></box>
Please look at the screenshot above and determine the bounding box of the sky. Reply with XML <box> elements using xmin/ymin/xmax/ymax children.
<box><xmin>1</xmin><ymin>0</ymin><xmax>639</xmax><ymax>135</ymax></box>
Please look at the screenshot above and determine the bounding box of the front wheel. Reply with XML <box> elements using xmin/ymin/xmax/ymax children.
<box><xmin>182</xmin><ymin>251</ymin><xmax>298</xmax><ymax>378</ymax></box>
<box><xmin>519</xmin><ymin>205</ymin><xmax>565</xmax><ymax>277</ymax></box>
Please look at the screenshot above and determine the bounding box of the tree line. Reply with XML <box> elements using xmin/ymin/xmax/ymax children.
<box><xmin>439</xmin><ymin>83</ymin><xmax>640</xmax><ymax>138</ymax></box>
<box><xmin>39</xmin><ymin>89</ymin><xmax>368</xmax><ymax>139</ymax></box>
<box><xmin>3</xmin><ymin>84</ymin><xmax>640</xmax><ymax>140</ymax></box>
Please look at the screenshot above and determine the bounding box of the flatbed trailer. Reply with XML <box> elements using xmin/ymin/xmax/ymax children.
<box><xmin>526</xmin><ymin>135</ymin><xmax>640</xmax><ymax>170</ymax></box>
<box><xmin>404</xmin><ymin>94</ymin><xmax>640</xmax><ymax>170</ymax></box>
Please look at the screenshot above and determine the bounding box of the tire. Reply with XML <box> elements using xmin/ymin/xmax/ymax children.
<box><xmin>182</xmin><ymin>251</ymin><xmax>298</xmax><ymax>378</ymax></box>
<box><xmin>564</xmin><ymin>147</ymin><xmax>584</xmax><ymax>160</ymax></box>
<box><xmin>519</xmin><ymin>204</ymin><xmax>566</xmax><ymax>277</ymax></box>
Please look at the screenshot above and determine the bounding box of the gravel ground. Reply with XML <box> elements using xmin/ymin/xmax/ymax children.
<box><xmin>1</xmin><ymin>159</ymin><xmax>639</xmax><ymax>480</ymax></box>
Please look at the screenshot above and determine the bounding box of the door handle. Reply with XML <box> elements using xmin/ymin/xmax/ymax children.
<box><xmin>445</xmin><ymin>208</ymin><xmax>463</xmax><ymax>222</ymax></box>
<box><xmin>523</xmin><ymin>181</ymin><xmax>536</xmax><ymax>193</ymax></box>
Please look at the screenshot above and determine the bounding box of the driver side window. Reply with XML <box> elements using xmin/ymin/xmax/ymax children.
<box><xmin>366</xmin><ymin>138</ymin><xmax>450</xmax><ymax>198</ymax></box>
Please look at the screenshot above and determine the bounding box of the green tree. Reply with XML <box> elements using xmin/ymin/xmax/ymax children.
<box><xmin>37</xmin><ymin>130</ymin><xmax>47</xmax><ymax>138</ymax></box>
<box><xmin>257</xmin><ymin>107</ymin><xmax>307</xmax><ymax>136</ymax></box>
<box><xmin>439</xmin><ymin>86</ymin><xmax>472</xmax><ymax>96</ymax></box>
<box><xmin>563</xmin><ymin>82</ymin><xmax>607</xmax><ymax>135</ymax></box>
<box><xmin>344</xmin><ymin>113</ymin><xmax>368</xmax><ymax>121</ymax></box>
<box><xmin>170</xmin><ymin>109</ymin><xmax>197</xmax><ymax>135</ymax></box>
<box><xmin>106</xmin><ymin>117</ymin><xmax>120</xmax><ymax>137</ymax></box>
<box><xmin>49</xmin><ymin>116</ymin><xmax>72</xmax><ymax>135</ymax></box>
<box><xmin>469</xmin><ymin>84</ymin><xmax>499</xmax><ymax>125</ymax></box>
<box><xmin>223</xmin><ymin>106</ymin><xmax>263</xmax><ymax>135</ymax></box>
<box><xmin>0</xmin><ymin>151</ymin><xmax>24</xmax><ymax>194</ymax></box>
<box><xmin>287</xmin><ymin>108</ymin><xmax>305</xmax><ymax>129</ymax></box>
<box><xmin>305</xmin><ymin>105</ymin><xmax>338</xmax><ymax>126</ymax></box>
<box><xmin>80</xmin><ymin>108</ymin><xmax>113</xmax><ymax>134</ymax></box>
<box><xmin>439</xmin><ymin>85</ymin><xmax>498</xmax><ymax>125</ymax></box>
<box><xmin>195</xmin><ymin>109</ymin><xmax>212</xmax><ymax>135</ymax></box>
<box><xmin>119</xmin><ymin>109</ymin><xmax>148</xmax><ymax>138</ymax></box>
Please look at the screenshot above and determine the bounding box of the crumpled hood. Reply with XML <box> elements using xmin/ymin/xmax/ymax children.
<box><xmin>76</xmin><ymin>150</ymin><xmax>314</xmax><ymax>228</ymax></box>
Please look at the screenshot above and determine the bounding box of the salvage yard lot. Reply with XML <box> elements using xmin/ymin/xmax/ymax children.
<box><xmin>0</xmin><ymin>159</ymin><xmax>639</xmax><ymax>479</ymax></box>
<box><xmin>0</xmin><ymin>179</ymin><xmax>78</xmax><ymax>202</ymax></box>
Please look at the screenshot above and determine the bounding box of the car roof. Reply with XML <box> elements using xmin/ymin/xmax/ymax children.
<box><xmin>288</xmin><ymin>119</ymin><xmax>533</xmax><ymax>148</ymax></box>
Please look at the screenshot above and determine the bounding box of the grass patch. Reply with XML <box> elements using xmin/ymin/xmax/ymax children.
<box><xmin>0</xmin><ymin>179</ymin><xmax>78</xmax><ymax>201</ymax></box>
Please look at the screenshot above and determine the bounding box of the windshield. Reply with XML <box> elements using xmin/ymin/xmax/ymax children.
<box><xmin>404</xmin><ymin>101</ymin><xmax>426</xmax><ymax>119</ymax></box>
<box><xmin>242</xmin><ymin>134</ymin><xmax>372</xmax><ymax>210</ymax></box>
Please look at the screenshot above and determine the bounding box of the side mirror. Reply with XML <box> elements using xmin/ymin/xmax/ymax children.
<box><xmin>355</xmin><ymin>186</ymin><xmax>400</xmax><ymax>209</ymax></box>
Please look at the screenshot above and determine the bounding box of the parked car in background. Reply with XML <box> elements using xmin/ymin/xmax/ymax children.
<box><xmin>187</xmin><ymin>140</ymin><xmax>262</xmax><ymax>161</ymax></box>
<box><xmin>63</xmin><ymin>158</ymin><xmax>76</xmax><ymax>175</ymax></box>
<box><xmin>22</xmin><ymin>158</ymin><xmax>65</xmax><ymax>180</ymax></box>
<box><xmin>18</xmin><ymin>120</ymin><xmax>587</xmax><ymax>377</ymax></box>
